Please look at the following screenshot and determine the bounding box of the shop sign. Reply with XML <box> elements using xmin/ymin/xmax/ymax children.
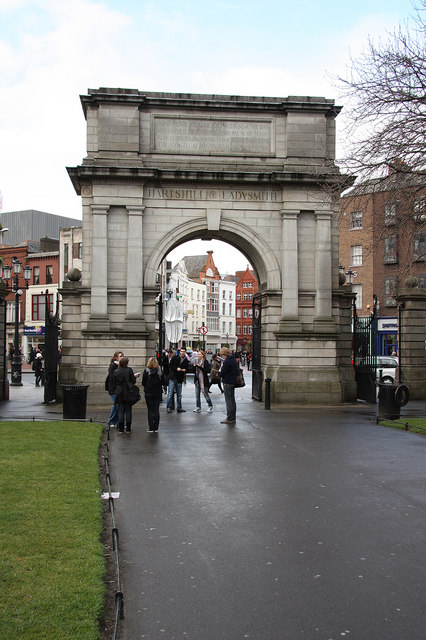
<box><xmin>24</xmin><ymin>326</ymin><xmax>45</xmax><ymax>336</ymax></box>
<box><xmin>377</xmin><ymin>318</ymin><xmax>398</xmax><ymax>332</ymax></box>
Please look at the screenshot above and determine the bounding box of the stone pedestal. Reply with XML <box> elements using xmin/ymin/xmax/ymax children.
<box><xmin>396</xmin><ymin>288</ymin><xmax>426</xmax><ymax>400</ymax></box>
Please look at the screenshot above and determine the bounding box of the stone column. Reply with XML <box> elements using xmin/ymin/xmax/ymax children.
<box><xmin>278</xmin><ymin>209</ymin><xmax>302</xmax><ymax>332</ymax></box>
<box><xmin>314</xmin><ymin>210</ymin><xmax>336</xmax><ymax>332</ymax></box>
<box><xmin>396</xmin><ymin>287</ymin><xmax>426</xmax><ymax>400</ymax></box>
<box><xmin>88</xmin><ymin>204</ymin><xmax>110</xmax><ymax>331</ymax></box>
<box><xmin>125</xmin><ymin>206</ymin><xmax>145</xmax><ymax>330</ymax></box>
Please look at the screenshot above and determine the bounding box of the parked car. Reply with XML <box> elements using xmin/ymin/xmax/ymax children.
<box><xmin>377</xmin><ymin>356</ymin><xmax>399</xmax><ymax>384</ymax></box>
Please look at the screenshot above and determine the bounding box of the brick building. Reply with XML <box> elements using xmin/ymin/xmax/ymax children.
<box><xmin>234</xmin><ymin>266</ymin><xmax>258</xmax><ymax>351</ymax></box>
<box><xmin>339</xmin><ymin>172</ymin><xmax>425</xmax><ymax>355</ymax></box>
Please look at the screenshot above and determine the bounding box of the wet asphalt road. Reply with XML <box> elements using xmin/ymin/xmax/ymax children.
<box><xmin>2</xmin><ymin>373</ymin><xmax>426</xmax><ymax>640</ymax></box>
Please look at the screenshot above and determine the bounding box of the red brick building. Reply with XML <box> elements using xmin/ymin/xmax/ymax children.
<box><xmin>339</xmin><ymin>173</ymin><xmax>425</xmax><ymax>355</ymax></box>
<box><xmin>234</xmin><ymin>266</ymin><xmax>258</xmax><ymax>351</ymax></box>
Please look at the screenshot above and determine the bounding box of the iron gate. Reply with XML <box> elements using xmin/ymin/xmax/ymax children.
<box><xmin>44</xmin><ymin>290</ymin><xmax>60</xmax><ymax>404</ymax></box>
<box><xmin>353</xmin><ymin>294</ymin><xmax>378</xmax><ymax>403</ymax></box>
<box><xmin>251</xmin><ymin>294</ymin><xmax>263</xmax><ymax>401</ymax></box>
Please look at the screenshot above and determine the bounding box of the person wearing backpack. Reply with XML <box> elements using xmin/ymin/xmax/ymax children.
<box><xmin>113</xmin><ymin>357</ymin><xmax>140</xmax><ymax>433</ymax></box>
<box><xmin>142</xmin><ymin>357</ymin><xmax>165</xmax><ymax>433</ymax></box>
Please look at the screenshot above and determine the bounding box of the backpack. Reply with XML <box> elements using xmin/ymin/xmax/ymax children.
<box><xmin>143</xmin><ymin>369</ymin><xmax>162</xmax><ymax>394</ymax></box>
<box><xmin>115</xmin><ymin>370</ymin><xmax>141</xmax><ymax>406</ymax></box>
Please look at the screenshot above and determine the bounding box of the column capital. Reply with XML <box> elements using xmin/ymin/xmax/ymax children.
<box><xmin>315</xmin><ymin>210</ymin><xmax>333</xmax><ymax>220</ymax></box>
<box><xmin>126</xmin><ymin>206</ymin><xmax>146</xmax><ymax>216</ymax></box>
<box><xmin>280</xmin><ymin>209</ymin><xmax>300</xmax><ymax>219</ymax></box>
<box><xmin>90</xmin><ymin>204</ymin><xmax>110</xmax><ymax>215</ymax></box>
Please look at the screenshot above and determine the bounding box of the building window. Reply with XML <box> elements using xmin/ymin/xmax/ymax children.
<box><xmin>243</xmin><ymin>282</ymin><xmax>247</xmax><ymax>288</ymax></box>
<box><xmin>248</xmin><ymin>308</ymin><xmax>253</xmax><ymax>318</ymax></box>
<box><xmin>350</xmin><ymin>245</ymin><xmax>363</xmax><ymax>267</ymax></box>
<box><xmin>222</xmin><ymin>303</ymin><xmax>226</xmax><ymax>315</ymax></box>
<box><xmin>243</xmin><ymin>309</ymin><xmax>247</xmax><ymax>318</ymax></box>
<box><xmin>237</xmin><ymin>324</ymin><xmax>241</xmax><ymax>334</ymax></box>
<box><xmin>352</xmin><ymin>284</ymin><xmax>363</xmax><ymax>308</ymax></box>
<box><xmin>46</xmin><ymin>265</ymin><xmax>53</xmax><ymax>284</ymax></box>
<box><xmin>415</xmin><ymin>274</ymin><xmax>425</xmax><ymax>288</ymax></box>
<box><xmin>229</xmin><ymin>303</ymin><xmax>232</xmax><ymax>315</ymax></box>
<box><xmin>73</xmin><ymin>242</ymin><xmax>82</xmax><ymax>259</ymax></box>
<box><xmin>248</xmin><ymin>293</ymin><xmax>253</xmax><ymax>300</ymax></box>
<box><xmin>413</xmin><ymin>232</ymin><xmax>425</xmax><ymax>261</ymax></box>
<box><xmin>237</xmin><ymin>293</ymin><xmax>241</xmax><ymax>301</ymax></box>
<box><xmin>222</xmin><ymin>290</ymin><xmax>226</xmax><ymax>299</ymax></box>
<box><xmin>384</xmin><ymin>202</ymin><xmax>397</xmax><ymax>225</ymax></box>
<box><xmin>32</xmin><ymin>294</ymin><xmax>53</xmax><ymax>321</ymax></box>
<box><xmin>229</xmin><ymin>321</ymin><xmax>232</xmax><ymax>333</ymax></box>
<box><xmin>248</xmin><ymin>282</ymin><xmax>253</xmax><ymax>288</ymax></box>
<box><xmin>6</xmin><ymin>300</ymin><xmax>18</xmax><ymax>323</ymax></box>
<box><xmin>236</xmin><ymin>309</ymin><xmax>241</xmax><ymax>318</ymax></box>
<box><xmin>248</xmin><ymin>325</ymin><xmax>252</xmax><ymax>335</ymax></box>
<box><xmin>350</xmin><ymin>211</ymin><xmax>363</xmax><ymax>229</ymax></box>
<box><xmin>384</xmin><ymin>278</ymin><xmax>397</xmax><ymax>307</ymax></box>
<box><xmin>229</xmin><ymin>291</ymin><xmax>233</xmax><ymax>300</ymax></box>
<box><xmin>414</xmin><ymin>198</ymin><xmax>426</xmax><ymax>222</ymax></box>
<box><xmin>33</xmin><ymin>266</ymin><xmax>40</xmax><ymax>285</ymax></box>
<box><xmin>222</xmin><ymin>321</ymin><xmax>226</xmax><ymax>333</ymax></box>
<box><xmin>384</xmin><ymin>236</ymin><xmax>397</xmax><ymax>264</ymax></box>
<box><xmin>243</xmin><ymin>325</ymin><xmax>248</xmax><ymax>334</ymax></box>
<box><xmin>243</xmin><ymin>293</ymin><xmax>248</xmax><ymax>300</ymax></box>
<box><xmin>63</xmin><ymin>243</ymin><xmax>69</xmax><ymax>277</ymax></box>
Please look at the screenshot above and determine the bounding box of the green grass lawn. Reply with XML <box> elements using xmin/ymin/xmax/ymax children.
<box><xmin>378</xmin><ymin>417</ymin><xmax>426</xmax><ymax>434</ymax></box>
<box><xmin>0</xmin><ymin>420</ymin><xmax>105</xmax><ymax>640</ymax></box>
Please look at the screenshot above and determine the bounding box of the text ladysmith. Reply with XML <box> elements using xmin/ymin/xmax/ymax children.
<box><xmin>145</xmin><ymin>188</ymin><xmax>278</xmax><ymax>201</ymax></box>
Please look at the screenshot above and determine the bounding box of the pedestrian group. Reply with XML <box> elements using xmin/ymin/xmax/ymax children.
<box><xmin>106</xmin><ymin>346</ymin><xmax>241</xmax><ymax>434</ymax></box>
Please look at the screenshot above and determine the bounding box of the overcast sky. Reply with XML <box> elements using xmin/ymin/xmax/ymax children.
<box><xmin>0</xmin><ymin>0</ymin><xmax>415</xmax><ymax>273</ymax></box>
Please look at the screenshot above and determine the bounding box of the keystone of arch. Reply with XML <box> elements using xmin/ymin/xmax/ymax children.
<box><xmin>143</xmin><ymin>217</ymin><xmax>281</xmax><ymax>290</ymax></box>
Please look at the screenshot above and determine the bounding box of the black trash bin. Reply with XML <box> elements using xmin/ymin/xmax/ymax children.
<box><xmin>377</xmin><ymin>383</ymin><xmax>409</xmax><ymax>420</ymax></box>
<box><xmin>61</xmin><ymin>384</ymin><xmax>89</xmax><ymax>420</ymax></box>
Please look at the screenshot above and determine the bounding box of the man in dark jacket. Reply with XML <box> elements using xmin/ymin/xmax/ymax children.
<box><xmin>218</xmin><ymin>347</ymin><xmax>238</xmax><ymax>424</ymax></box>
<box><xmin>166</xmin><ymin>348</ymin><xmax>189</xmax><ymax>413</ymax></box>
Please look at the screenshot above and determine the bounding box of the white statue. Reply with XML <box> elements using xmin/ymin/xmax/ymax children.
<box><xmin>165</xmin><ymin>294</ymin><xmax>183</xmax><ymax>344</ymax></box>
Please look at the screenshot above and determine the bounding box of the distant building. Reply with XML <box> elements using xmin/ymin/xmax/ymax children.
<box><xmin>234</xmin><ymin>266</ymin><xmax>258</xmax><ymax>351</ymax></box>
<box><xmin>0</xmin><ymin>210</ymin><xmax>81</xmax><ymax>246</ymax></box>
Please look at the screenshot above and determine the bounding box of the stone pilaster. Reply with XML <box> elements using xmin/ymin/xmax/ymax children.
<box><xmin>124</xmin><ymin>205</ymin><xmax>146</xmax><ymax>331</ymax></box>
<box><xmin>278</xmin><ymin>209</ymin><xmax>302</xmax><ymax>333</ymax></box>
<box><xmin>396</xmin><ymin>287</ymin><xmax>426</xmax><ymax>400</ymax></box>
<box><xmin>314</xmin><ymin>211</ymin><xmax>336</xmax><ymax>333</ymax></box>
<box><xmin>87</xmin><ymin>204</ymin><xmax>110</xmax><ymax>332</ymax></box>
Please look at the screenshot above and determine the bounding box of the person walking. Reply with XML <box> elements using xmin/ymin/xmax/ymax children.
<box><xmin>32</xmin><ymin>352</ymin><xmax>44</xmax><ymax>387</ymax></box>
<box><xmin>193</xmin><ymin>349</ymin><xmax>213</xmax><ymax>413</ymax></box>
<box><xmin>106</xmin><ymin>351</ymin><xmax>123</xmax><ymax>428</ymax></box>
<box><xmin>209</xmin><ymin>353</ymin><xmax>224</xmax><ymax>393</ymax></box>
<box><xmin>142</xmin><ymin>357</ymin><xmax>164</xmax><ymax>433</ymax></box>
<box><xmin>113</xmin><ymin>356</ymin><xmax>139</xmax><ymax>433</ymax></box>
<box><xmin>166</xmin><ymin>348</ymin><xmax>189</xmax><ymax>413</ymax></box>
<box><xmin>218</xmin><ymin>347</ymin><xmax>238</xmax><ymax>424</ymax></box>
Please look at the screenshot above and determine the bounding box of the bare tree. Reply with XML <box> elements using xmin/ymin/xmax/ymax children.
<box><xmin>336</xmin><ymin>1</ymin><xmax>426</xmax><ymax>285</ymax></box>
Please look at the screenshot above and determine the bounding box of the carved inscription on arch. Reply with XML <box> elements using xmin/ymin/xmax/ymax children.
<box><xmin>152</xmin><ymin>115</ymin><xmax>274</xmax><ymax>155</ymax></box>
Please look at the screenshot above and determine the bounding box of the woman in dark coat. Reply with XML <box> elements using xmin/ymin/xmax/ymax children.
<box><xmin>107</xmin><ymin>351</ymin><xmax>123</xmax><ymax>427</ymax></box>
<box><xmin>193</xmin><ymin>349</ymin><xmax>213</xmax><ymax>413</ymax></box>
<box><xmin>218</xmin><ymin>347</ymin><xmax>238</xmax><ymax>424</ymax></box>
<box><xmin>142</xmin><ymin>357</ymin><xmax>164</xmax><ymax>433</ymax></box>
<box><xmin>113</xmin><ymin>357</ymin><xmax>139</xmax><ymax>433</ymax></box>
<box><xmin>208</xmin><ymin>353</ymin><xmax>223</xmax><ymax>393</ymax></box>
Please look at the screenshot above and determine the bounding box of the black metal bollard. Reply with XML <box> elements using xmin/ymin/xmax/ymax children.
<box><xmin>265</xmin><ymin>378</ymin><xmax>271</xmax><ymax>410</ymax></box>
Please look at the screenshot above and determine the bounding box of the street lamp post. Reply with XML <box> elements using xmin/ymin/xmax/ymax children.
<box><xmin>2</xmin><ymin>259</ymin><xmax>32</xmax><ymax>387</ymax></box>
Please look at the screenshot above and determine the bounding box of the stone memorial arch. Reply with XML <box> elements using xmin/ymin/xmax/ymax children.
<box><xmin>62</xmin><ymin>88</ymin><xmax>356</xmax><ymax>405</ymax></box>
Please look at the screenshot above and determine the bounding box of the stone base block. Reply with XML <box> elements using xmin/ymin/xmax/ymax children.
<box><xmin>265</xmin><ymin>365</ymin><xmax>346</xmax><ymax>404</ymax></box>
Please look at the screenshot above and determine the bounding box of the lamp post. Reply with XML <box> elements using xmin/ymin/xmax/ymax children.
<box><xmin>2</xmin><ymin>259</ymin><xmax>32</xmax><ymax>386</ymax></box>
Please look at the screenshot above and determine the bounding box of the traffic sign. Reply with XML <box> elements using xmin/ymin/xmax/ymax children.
<box><xmin>199</xmin><ymin>325</ymin><xmax>208</xmax><ymax>335</ymax></box>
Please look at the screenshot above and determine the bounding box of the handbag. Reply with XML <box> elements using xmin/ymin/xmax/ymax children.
<box><xmin>126</xmin><ymin>380</ymin><xmax>141</xmax><ymax>406</ymax></box>
<box><xmin>235</xmin><ymin>367</ymin><xmax>245</xmax><ymax>388</ymax></box>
